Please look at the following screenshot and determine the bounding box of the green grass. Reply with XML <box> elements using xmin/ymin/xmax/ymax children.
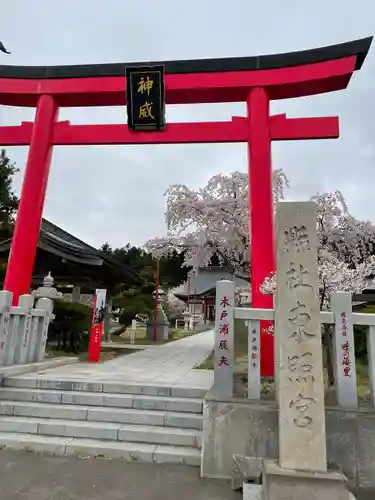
<box><xmin>196</xmin><ymin>351</ymin><xmax>214</xmax><ymax>370</ymax></box>
<box><xmin>357</xmin><ymin>359</ymin><xmax>370</xmax><ymax>402</ymax></box>
<box><xmin>110</xmin><ymin>325</ymin><xmax>126</xmax><ymax>336</ymax></box>
<box><xmin>113</xmin><ymin>328</ymin><xmax>147</xmax><ymax>343</ymax></box>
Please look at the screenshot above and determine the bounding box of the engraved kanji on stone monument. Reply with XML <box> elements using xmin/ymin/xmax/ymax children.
<box><xmin>275</xmin><ymin>201</ymin><xmax>327</xmax><ymax>473</ymax></box>
<box><xmin>286</xmin><ymin>263</ymin><xmax>313</xmax><ymax>290</ymax></box>
<box><xmin>287</xmin><ymin>352</ymin><xmax>315</xmax><ymax>383</ymax></box>
<box><xmin>214</xmin><ymin>280</ymin><xmax>234</xmax><ymax>397</ymax></box>
<box><xmin>284</xmin><ymin>225</ymin><xmax>310</xmax><ymax>252</ymax></box>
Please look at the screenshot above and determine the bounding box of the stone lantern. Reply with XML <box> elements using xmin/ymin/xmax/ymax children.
<box><xmin>146</xmin><ymin>305</ymin><xmax>169</xmax><ymax>341</ymax></box>
<box><xmin>32</xmin><ymin>272</ymin><xmax>62</xmax><ymax>309</ymax></box>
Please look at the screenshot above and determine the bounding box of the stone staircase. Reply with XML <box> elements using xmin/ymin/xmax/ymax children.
<box><xmin>0</xmin><ymin>375</ymin><xmax>205</xmax><ymax>466</ymax></box>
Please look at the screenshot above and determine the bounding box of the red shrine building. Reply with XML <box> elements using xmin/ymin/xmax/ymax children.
<box><xmin>173</xmin><ymin>267</ymin><xmax>250</xmax><ymax>323</ymax></box>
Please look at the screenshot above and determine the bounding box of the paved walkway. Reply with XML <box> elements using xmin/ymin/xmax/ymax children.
<box><xmin>0</xmin><ymin>450</ymin><xmax>237</xmax><ymax>500</ymax></box>
<box><xmin>22</xmin><ymin>329</ymin><xmax>215</xmax><ymax>389</ymax></box>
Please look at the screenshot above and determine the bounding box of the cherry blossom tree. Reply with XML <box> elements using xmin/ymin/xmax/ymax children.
<box><xmin>147</xmin><ymin>171</ymin><xmax>375</xmax><ymax>385</ymax></box>
<box><xmin>145</xmin><ymin>169</ymin><xmax>289</xmax><ymax>280</ymax></box>
<box><xmin>261</xmin><ymin>190</ymin><xmax>375</xmax><ymax>309</ymax></box>
<box><xmin>146</xmin><ymin>167</ymin><xmax>375</xmax><ymax>304</ymax></box>
<box><xmin>163</xmin><ymin>290</ymin><xmax>186</xmax><ymax>321</ymax></box>
<box><xmin>260</xmin><ymin>189</ymin><xmax>375</xmax><ymax>386</ymax></box>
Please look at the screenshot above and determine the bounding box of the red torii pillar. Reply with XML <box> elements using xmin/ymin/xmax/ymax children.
<box><xmin>247</xmin><ymin>88</ymin><xmax>275</xmax><ymax>376</ymax></box>
<box><xmin>237</xmin><ymin>95</ymin><xmax>340</xmax><ymax>374</ymax></box>
<box><xmin>4</xmin><ymin>96</ymin><xmax>58</xmax><ymax>303</ymax></box>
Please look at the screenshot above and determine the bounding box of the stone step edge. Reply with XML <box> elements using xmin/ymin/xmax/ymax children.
<box><xmin>0</xmin><ymin>415</ymin><xmax>202</xmax><ymax>446</ymax></box>
<box><xmin>0</xmin><ymin>387</ymin><xmax>203</xmax><ymax>405</ymax></box>
<box><xmin>0</xmin><ymin>386</ymin><xmax>202</xmax><ymax>403</ymax></box>
<box><xmin>0</xmin><ymin>432</ymin><xmax>201</xmax><ymax>466</ymax></box>
<box><xmin>0</xmin><ymin>400</ymin><xmax>203</xmax><ymax>429</ymax></box>
<box><xmin>3</xmin><ymin>377</ymin><xmax>207</xmax><ymax>399</ymax></box>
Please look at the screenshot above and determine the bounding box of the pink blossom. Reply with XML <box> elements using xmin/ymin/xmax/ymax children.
<box><xmin>145</xmin><ymin>172</ymin><xmax>375</xmax><ymax>310</ymax></box>
<box><xmin>261</xmin><ymin>190</ymin><xmax>375</xmax><ymax>309</ymax></box>
<box><xmin>145</xmin><ymin>170</ymin><xmax>288</xmax><ymax>279</ymax></box>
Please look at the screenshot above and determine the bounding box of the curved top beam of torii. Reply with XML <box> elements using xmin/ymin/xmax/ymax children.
<box><xmin>0</xmin><ymin>37</ymin><xmax>372</xmax><ymax>107</ymax></box>
<box><xmin>0</xmin><ymin>41</ymin><xmax>10</xmax><ymax>55</ymax></box>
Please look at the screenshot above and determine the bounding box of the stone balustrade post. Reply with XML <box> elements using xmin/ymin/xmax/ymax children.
<box><xmin>331</xmin><ymin>292</ymin><xmax>358</xmax><ymax>408</ymax></box>
<box><xmin>34</xmin><ymin>297</ymin><xmax>53</xmax><ymax>363</ymax></box>
<box><xmin>213</xmin><ymin>280</ymin><xmax>235</xmax><ymax>398</ymax></box>
<box><xmin>0</xmin><ymin>290</ymin><xmax>12</xmax><ymax>367</ymax></box>
<box><xmin>13</xmin><ymin>294</ymin><xmax>34</xmax><ymax>365</ymax></box>
<box><xmin>4</xmin><ymin>313</ymin><xmax>20</xmax><ymax>366</ymax></box>
<box><xmin>247</xmin><ymin>319</ymin><xmax>261</xmax><ymax>400</ymax></box>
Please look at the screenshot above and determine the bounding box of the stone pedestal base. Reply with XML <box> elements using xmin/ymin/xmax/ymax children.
<box><xmin>243</xmin><ymin>483</ymin><xmax>263</xmax><ymax>500</ymax></box>
<box><xmin>146</xmin><ymin>324</ymin><xmax>169</xmax><ymax>341</ymax></box>
<box><xmin>262</xmin><ymin>460</ymin><xmax>350</xmax><ymax>500</ymax></box>
<box><xmin>232</xmin><ymin>454</ymin><xmax>262</xmax><ymax>490</ymax></box>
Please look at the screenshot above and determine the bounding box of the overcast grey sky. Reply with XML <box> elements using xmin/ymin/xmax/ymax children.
<box><xmin>1</xmin><ymin>1</ymin><xmax>375</xmax><ymax>249</ymax></box>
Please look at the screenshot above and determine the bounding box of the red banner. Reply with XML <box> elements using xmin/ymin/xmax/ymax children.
<box><xmin>88</xmin><ymin>288</ymin><xmax>107</xmax><ymax>362</ymax></box>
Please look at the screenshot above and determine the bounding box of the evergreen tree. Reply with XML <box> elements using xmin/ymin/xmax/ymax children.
<box><xmin>100</xmin><ymin>243</ymin><xmax>189</xmax><ymax>289</ymax></box>
<box><xmin>0</xmin><ymin>150</ymin><xmax>19</xmax><ymax>239</ymax></box>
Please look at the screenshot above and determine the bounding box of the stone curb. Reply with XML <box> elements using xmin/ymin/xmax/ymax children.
<box><xmin>101</xmin><ymin>343</ymin><xmax>151</xmax><ymax>350</ymax></box>
<box><xmin>0</xmin><ymin>357</ymin><xmax>79</xmax><ymax>383</ymax></box>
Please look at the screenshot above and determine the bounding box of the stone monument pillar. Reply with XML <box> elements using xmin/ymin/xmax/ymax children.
<box><xmin>260</xmin><ymin>201</ymin><xmax>351</xmax><ymax>500</ymax></box>
<box><xmin>275</xmin><ymin>201</ymin><xmax>326</xmax><ymax>472</ymax></box>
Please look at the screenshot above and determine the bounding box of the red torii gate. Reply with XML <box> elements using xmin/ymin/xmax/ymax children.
<box><xmin>0</xmin><ymin>37</ymin><xmax>372</xmax><ymax>375</ymax></box>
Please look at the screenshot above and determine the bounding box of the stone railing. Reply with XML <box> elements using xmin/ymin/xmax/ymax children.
<box><xmin>0</xmin><ymin>291</ymin><xmax>53</xmax><ymax>367</ymax></box>
<box><xmin>214</xmin><ymin>279</ymin><xmax>375</xmax><ymax>409</ymax></box>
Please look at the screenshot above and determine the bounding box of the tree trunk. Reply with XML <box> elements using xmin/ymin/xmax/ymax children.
<box><xmin>322</xmin><ymin>323</ymin><xmax>335</xmax><ymax>387</ymax></box>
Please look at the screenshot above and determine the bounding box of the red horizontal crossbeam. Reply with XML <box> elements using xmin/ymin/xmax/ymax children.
<box><xmin>0</xmin><ymin>115</ymin><xmax>339</xmax><ymax>146</ymax></box>
<box><xmin>0</xmin><ymin>122</ymin><xmax>34</xmax><ymax>146</ymax></box>
<box><xmin>271</xmin><ymin>113</ymin><xmax>339</xmax><ymax>140</ymax></box>
<box><xmin>52</xmin><ymin>120</ymin><xmax>247</xmax><ymax>145</ymax></box>
<box><xmin>0</xmin><ymin>57</ymin><xmax>356</xmax><ymax>108</ymax></box>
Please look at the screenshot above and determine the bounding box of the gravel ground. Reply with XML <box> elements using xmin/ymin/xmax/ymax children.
<box><xmin>0</xmin><ymin>451</ymin><xmax>239</xmax><ymax>500</ymax></box>
<box><xmin>0</xmin><ymin>450</ymin><xmax>372</xmax><ymax>500</ymax></box>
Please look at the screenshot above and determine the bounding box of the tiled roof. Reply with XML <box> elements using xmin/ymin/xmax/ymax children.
<box><xmin>0</xmin><ymin>219</ymin><xmax>141</xmax><ymax>285</ymax></box>
<box><xmin>174</xmin><ymin>267</ymin><xmax>249</xmax><ymax>297</ymax></box>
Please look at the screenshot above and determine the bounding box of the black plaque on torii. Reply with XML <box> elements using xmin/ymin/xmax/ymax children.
<box><xmin>125</xmin><ymin>65</ymin><xmax>166</xmax><ymax>131</ymax></box>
